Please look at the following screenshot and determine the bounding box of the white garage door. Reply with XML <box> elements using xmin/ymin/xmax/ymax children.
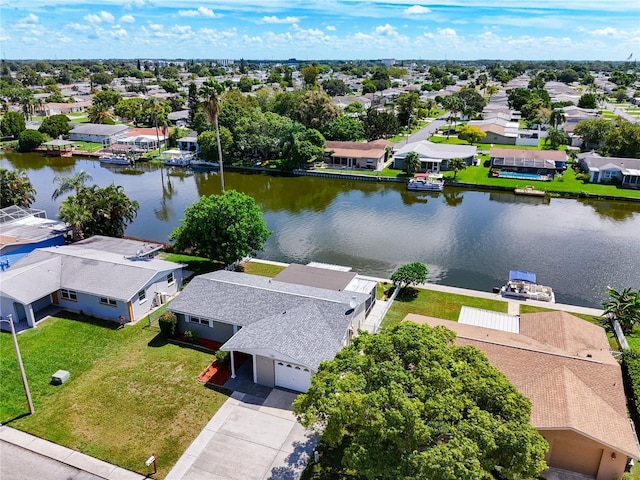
<box><xmin>275</xmin><ymin>361</ymin><xmax>312</xmax><ymax>392</ymax></box>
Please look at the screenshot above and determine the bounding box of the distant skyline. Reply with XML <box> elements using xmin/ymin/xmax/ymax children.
<box><xmin>0</xmin><ymin>1</ymin><xmax>637</xmax><ymax>61</ymax></box>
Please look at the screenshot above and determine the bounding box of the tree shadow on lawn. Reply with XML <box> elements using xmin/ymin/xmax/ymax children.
<box><xmin>395</xmin><ymin>287</ymin><xmax>419</xmax><ymax>302</ymax></box>
<box><xmin>63</xmin><ymin>311</ymin><xmax>122</xmax><ymax>330</ymax></box>
<box><xmin>147</xmin><ymin>332</ymin><xmax>169</xmax><ymax>348</ymax></box>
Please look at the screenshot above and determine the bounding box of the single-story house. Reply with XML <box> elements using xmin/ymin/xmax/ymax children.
<box><xmin>115</xmin><ymin>127</ymin><xmax>167</xmax><ymax>152</ymax></box>
<box><xmin>393</xmin><ymin>140</ymin><xmax>477</xmax><ymax>172</ymax></box>
<box><xmin>0</xmin><ymin>236</ymin><xmax>184</xmax><ymax>330</ymax></box>
<box><xmin>408</xmin><ymin>309</ymin><xmax>640</xmax><ymax>480</ymax></box>
<box><xmin>489</xmin><ymin>148</ymin><xmax>566</xmax><ymax>180</ymax></box>
<box><xmin>168</xmin><ymin>267</ymin><xmax>373</xmax><ymax>392</ymax></box>
<box><xmin>168</xmin><ymin>110</ymin><xmax>189</xmax><ymax>126</ymax></box>
<box><xmin>0</xmin><ymin>206</ymin><xmax>69</xmax><ymax>271</ymax></box>
<box><xmin>578</xmin><ymin>153</ymin><xmax>640</xmax><ymax>188</ymax></box>
<box><xmin>45</xmin><ymin>101</ymin><xmax>92</xmax><ymax>116</ymax></box>
<box><xmin>324</xmin><ymin>139</ymin><xmax>392</xmax><ymax>170</ymax></box>
<box><xmin>69</xmin><ymin>123</ymin><xmax>131</xmax><ymax>146</ymax></box>
<box><xmin>177</xmin><ymin>131</ymin><xmax>199</xmax><ymax>153</ymax></box>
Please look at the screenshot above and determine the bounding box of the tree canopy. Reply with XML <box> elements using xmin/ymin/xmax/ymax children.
<box><xmin>169</xmin><ymin>190</ymin><xmax>271</xmax><ymax>265</ymax></box>
<box><xmin>402</xmin><ymin>152</ymin><xmax>421</xmax><ymax>175</ymax></box>
<box><xmin>17</xmin><ymin>129</ymin><xmax>44</xmax><ymax>152</ymax></box>
<box><xmin>39</xmin><ymin>114</ymin><xmax>71</xmax><ymax>138</ymax></box>
<box><xmin>602</xmin><ymin>286</ymin><xmax>640</xmax><ymax>333</ymax></box>
<box><xmin>1</xmin><ymin>111</ymin><xmax>26</xmax><ymax>137</ymax></box>
<box><xmin>391</xmin><ymin>261</ymin><xmax>428</xmax><ymax>288</ymax></box>
<box><xmin>0</xmin><ymin>168</ymin><xmax>36</xmax><ymax>208</ymax></box>
<box><xmin>293</xmin><ymin>322</ymin><xmax>548</xmax><ymax>480</ymax></box>
<box><xmin>457</xmin><ymin>125</ymin><xmax>486</xmax><ymax>145</ymax></box>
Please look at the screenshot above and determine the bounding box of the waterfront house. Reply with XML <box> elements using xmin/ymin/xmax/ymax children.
<box><xmin>408</xmin><ymin>310</ymin><xmax>640</xmax><ymax>480</ymax></box>
<box><xmin>0</xmin><ymin>236</ymin><xmax>184</xmax><ymax>330</ymax></box>
<box><xmin>324</xmin><ymin>139</ymin><xmax>392</xmax><ymax>170</ymax></box>
<box><xmin>489</xmin><ymin>148</ymin><xmax>566</xmax><ymax>180</ymax></box>
<box><xmin>177</xmin><ymin>131</ymin><xmax>199</xmax><ymax>153</ymax></box>
<box><xmin>69</xmin><ymin>123</ymin><xmax>131</xmax><ymax>147</ymax></box>
<box><xmin>578</xmin><ymin>153</ymin><xmax>640</xmax><ymax>188</ymax></box>
<box><xmin>393</xmin><ymin>140</ymin><xmax>477</xmax><ymax>172</ymax></box>
<box><xmin>168</xmin><ymin>266</ymin><xmax>374</xmax><ymax>392</ymax></box>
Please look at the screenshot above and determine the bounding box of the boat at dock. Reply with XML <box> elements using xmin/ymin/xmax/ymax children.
<box><xmin>161</xmin><ymin>149</ymin><xmax>195</xmax><ymax>167</ymax></box>
<box><xmin>99</xmin><ymin>154</ymin><xmax>134</xmax><ymax>165</ymax></box>
<box><xmin>407</xmin><ymin>173</ymin><xmax>445</xmax><ymax>192</ymax></box>
<box><xmin>499</xmin><ymin>270</ymin><xmax>555</xmax><ymax>302</ymax></box>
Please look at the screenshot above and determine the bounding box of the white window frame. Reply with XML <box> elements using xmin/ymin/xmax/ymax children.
<box><xmin>187</xmin><ymin>315</ymin><xmax>213</xmax><ymax>328</ymax></box>
<box><xmin>61</xmin><ymin>289</ymin><xmax>77</xmax><ymax>301</ymax></box>
<box><xmin>167</xmin><ymin>272</ymin><xmax>175</xmax><ymax>286</ymax></box>
<box><xmin>138</xmin><ymin>289</ymin><xmax>146</xmax><ymax>304</ymax></box>
<box><xmin>99</xmin><ymin>297</ymin><xmax>117</xmax><ymax>307</ymax></box>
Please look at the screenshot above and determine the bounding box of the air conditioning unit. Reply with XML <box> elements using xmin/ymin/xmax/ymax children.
<box><xmin>159</xmin><ymin>292</ymin><xmax>168</xmax><ymax>304</ymax></box>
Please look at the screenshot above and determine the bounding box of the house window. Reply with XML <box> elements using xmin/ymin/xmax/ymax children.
<box><xmin>138</xmin><ymin>289</ymin><xmax>146</xmax><ymax>303</ymax></box>
<box><xmin>61</xmin><ymin>289</ymin><xmax>77</xmax><ymax>301</ymax></box>
<box><xmin>167</xmin><ymin>272</ymin><xmax>175</xmax><ymax>286</ymax></box>
<box><xmin>99</xmin><ymin>297</ymin><xmax>117</xmax><ymax>307</ymax></box>
<box><xmin>604</xmin><ymin>170</ymin><xmax>617</xmax><ymax>179</ymax></box>
<box><xmin>187</xmin><ymin>315</ymin><xmax>212</xmax><ymax>327</ymax></box>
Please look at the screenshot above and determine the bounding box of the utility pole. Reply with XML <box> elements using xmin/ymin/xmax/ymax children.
<box><xmin>1</xmin><ymin>315</ymin><xmax>34</xmax><ymax>414</ymax></box>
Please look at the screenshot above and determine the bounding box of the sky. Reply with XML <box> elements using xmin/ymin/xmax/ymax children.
<box><xmin>0</xmin><ymin>0</ymin><xmax>638</xmax><ymax>61</ymax></box>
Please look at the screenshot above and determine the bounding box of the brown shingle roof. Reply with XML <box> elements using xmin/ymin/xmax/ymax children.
<box><xmin>405</xmin><ymin>313</ymin><xmax>639</xmax><ymax>458</ymax></box>
<box><xmin>490</xmin><ymin>147</ymin><xmax>567</xmax><ymax>161</ymax></box>
<box><xmin>325</xmin><ymin>140</ymin><xmax>391</xmax><ymax>159</ymax></box>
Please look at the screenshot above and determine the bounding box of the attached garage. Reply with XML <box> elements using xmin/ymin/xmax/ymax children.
<box><xmin>275</xmin><ymin>361</ymin><xmax>312</xmax><ymax>392</ymax></box>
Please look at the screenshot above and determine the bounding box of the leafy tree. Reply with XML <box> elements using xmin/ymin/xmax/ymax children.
<box><xmin>17</xmin><ymin>129</ymin><xmax>44</xmax><ymax>152</ymax></box>
<box><xmin>456</xmin><ymin>88</ymin><xmax>486</xmax><ymax>118</ymax></box>
<box><xmin>198</xmin><ymin>128</ymin><xmax>233</xmax><ymax>163</ymax></box>
<box><xmin>235</xmin><ymin>110</ymin><xmax>293</xmax><ymax>159</ymax></box>
<box><xmin>577</xmin><ymin>93</ymin><xmax>597</xmax><ymax>109</ymax></box>
<box><xmin>457</xmin><ymin>125</ymin><xmax>486</xmax><ymax>145</ymax></box>
<box><xmin>281</xmin><ymin>127</ymin><xmax>326</xmax><ymax>170</ymax></box>
<box><xmin>557</xmin><ymin>68</ymin><xmax>579</xmax><ymax>84</ymax></box>
<box><xmin>38</xmin><ymin>114</ymin><xmax>71</xmax><ymax>138</ymax></box>
<box><xmin>362</xmin><ymin>79</ymin><xmax>376</xmax><ymax>94</ymax></box>
<box><xmin>58</xmin><ymin>184</ymin><xmax>139</xmax><ymax>239</ymax></box>
<box><xmin>601</xmin><ymin>119</ymin><xmax>640</xmax><ymax>159</ymax></box>
<box><xmin>294</xmin><ymin>322</ymin><xmax>548</xmax><ymax>480</ymax></box>
<box><xmin>91</xmin><ymin>72</ymin><xmax>113</xmax><ymax>85</ymax></box>
<box><xmin>1</xmin><ymin>111</ymin><xmax>26</xmax><ymax>137</ymax></box>
<box><xmin>170</xmin><ymin>190</ymin><xmax>271</xmax><ymax>265</ymax></box>
<box><xmin>391</xmin><ymin>261</ymin><xmax>428</xmax><ymax>288</ymax></box>
<box><xmin>402</xmin><ymin>151</ymin><xmax>421</xmax><ymax>175</ymax></box>
<box><xmin>301</xmin><ymin>64</ymin><xmax>320</xmax><ymax>88</ymax></box>
<box><xmin>447</xmin><ymin>157</ymin><xmax>467</xmax><ymax>179</ymax></box>
<box><xmin>0</xmin><ymin>168</ymin><xmax>36</xmax><ymax>208</ymax></box>
<box><xmin>361</xmin><ymin>107</ymin><xmax>400</xmax><ymax>141</ymax></box>
<box><xmin>545</xmin><ymin>127</ymin><xmax>566</xmax><ymax>150</ymax></box>
<box><xmin>325</xmin><ymin>115</ymin><xmax>365</xmax><ymax>141</ymax></box>
<box><xmin>441</xmin><ymin>95</ymin><xmax>462</xmax><ymax>138</ymax></box>
<box><xmin>321</xmin><ymin>78</ymin><xmax>350</xmax><ymax>97</ymax></box>
<box><xmin>92</xmin><ymin>89</ymin><xmax>121</xmax><ymax>109</ymax></box>
<box><xmin>602</xmin><ymin>287</ymin><xmax>640</xmax><ymax>334</ymax></box>
<box><xmin>202</xmin><ymin>82</ymin><xmax>226</xmax><ymax>190</ymax></box>
<box><xmin>187</xmin><ymin>82</ymin><xmax>199</xmax><ymax>127</ymax></box>
<box><xmin>370</xmin><ymin>67</ymin><xmax>391</xmax><ymax>91</ymax></box>
<box><xmin>344</xmin><ymin>101</ymin><xmax>363</xmax><ymax>114</ymax></box>
<box><xmin>114</xmin><ymin>98</ymin><xmax>145</xmax><ymax>125</ymax></box>
<box><xmin>573</xmin><ymin>118</ymin><xmax>614</xmax><ymax>151</ymax></box>
<box><xmin>237</xmin><ymin>76</ymin><xmax>254</xmax><ymax>93</ymax></box>
<box><xmin>396</xmin><ymin>91</ymin><xmax>420</xmax><ymax>128</ymax></box>
<box><xmin>293</xmin><ymin>90</ymin><xmax>339</xmax><ymax>133</ymax></box>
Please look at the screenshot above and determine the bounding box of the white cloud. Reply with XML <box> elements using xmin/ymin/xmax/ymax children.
<box><xmin>120</xmin><ymin>15</ymin><xmax>135</xmax><ymax>23</ymax></box>
<box><xmin>21</xmin><ymin>13</ymin><xmax>39</xmax><ymax>24</ymax></box>
<box><xmin>262</xmin><ymin>16</ymin><xmax>299</xmax><ymax>24</ymax></box>
<box><xmin>65</xmin><ymin>22</ymin><xmax>92</xmax><ymax>32</ymax></box>
<box><xmin>84</xmin><ymin>11</ymin><xmax>115</xmax><ymax>24</ymax></box>
<box><xmin>404</xmin><ymin>5</ymin><xmax>431</xmax><ymax>15</ymax></box>
<box><xmin>326</xmin><ymin>25</ymin><xmax>336</xmax><ymax>31</ymax></box>
<box><xmin>375</xmin><ymin>24</ymin><xmax>398</xmax><ymax>36</ymax></box>
<box><xmin>148</xmin><ymin>23</ymin><xmax>163</xmax><ymax>31</ymax></box>
<box><xmin>591</xmin><ymin>26</ymin><xmax>620</xmax><ymax>37</ymax></box>
<box><xmin>438</xmin><ymin>27</ymin><xmax>457</xmax><ymax>36</ymax></box>
<box><xmin>178</xmin><ymin>7</ymin><xmax>216</xmax><ymax>18</ymax></box>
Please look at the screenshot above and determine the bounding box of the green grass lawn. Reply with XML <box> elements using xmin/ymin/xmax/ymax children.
<box><xmin>160</xmin><ymin>252</ymin><xmax>223</xmax><ymax>278</ymax></box>
<box><xmin>1</xmin><ymin>310</ymin><xmax>228</xmax><ymax>478</ymax></box>
<box><xmin>71</xmin><ymin>141</ymin><xmax>104</xmax><ymax>153</ymax></box>
<box><xmin>383</xmin><ymin>288</ymin><xmax>508</xmax><ymax>328</ymax></box>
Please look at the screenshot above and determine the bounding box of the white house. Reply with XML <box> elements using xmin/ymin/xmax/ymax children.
<box><xmin>393</xmin><ymin>140</ymin><xmax>477</xmax><ymax>172</ymax></box>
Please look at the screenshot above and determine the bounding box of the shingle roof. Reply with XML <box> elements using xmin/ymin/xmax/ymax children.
<box><xmin>69</xmin><ymin>123</ymin><xmax>130</xmax><ymax>136</ymax></box>
<box><xmin>490</xmin><ymin>148</ymin><xmax>567</xmax><ymax>162</ymax></box>
<box><xmin>169</xmin><ymin>270</ymin><xmax>369</xmax><ymax>368</ymax></box>
<box><xmin>1</xmin><ymin>241</ymin><xmax>181</xmax><ymax>304</ymax></box>
<box><xmin>395</xmin><ymin>140</ymin><xmax>477</xmax><ymax>160</ymax></box>
<box><xmin>406</xmin><ymin>313</ymin><xmax>639</xmax><ymax>458</ymax></box>
<box><xmin>325</xmin><ymin>140</ymin><xmax>391</xmax><ymax>159</ymax></box>
<box><xmin>581</xmin><ymin>154</ymin><xmax>640</xmax><ymax>172</ymax></box>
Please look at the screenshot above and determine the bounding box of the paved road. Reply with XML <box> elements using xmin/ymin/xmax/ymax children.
<box><xmin>604</xmin><ymin>101</ymin><xmax>638</xmax><ymax>123</ymax></box>
<box><xmin>1</xmin><ymin>440</ymin><xmax>104</xmax><ymax>480</ymax></box>
<box><xmin>395</xmin><ymin>116</ymin><xmax>448</xmax><ymax>146</ymax></box>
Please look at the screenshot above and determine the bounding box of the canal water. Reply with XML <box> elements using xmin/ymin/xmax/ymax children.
<box><xmin>2</xmin><ymin>151</ymin><xmax>639</xmax><ymax>308</ymax></box>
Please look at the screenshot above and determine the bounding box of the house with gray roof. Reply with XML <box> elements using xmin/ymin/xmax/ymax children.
<box><xmin>578</xmin><ymin>153</ymin><xmax>640</xmax><ymax>188</ymax></box>
<box><xmin>0</xmin><ymin>236</ymin><xmax>184</xmax><ymax>331</ymax></box>
<box><xmin>168</xmin><ymin>268</ymin><xmax>371</xmax><ymax>392</ymax></box>
<box><xmin>69</xmin><ymin>123</ymin><xmax>131</xmax><ymax>146</ymax></box>
<box><xmin>393</xmin><ymin>140</ymin><xmax>477</xmax><ymax>172</ymax></box>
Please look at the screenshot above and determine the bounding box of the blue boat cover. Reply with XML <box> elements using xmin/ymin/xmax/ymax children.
<box><xmin>509</xmin><ymin>270</ymin><xmax>536</xmax><ymax>283</ymax></box>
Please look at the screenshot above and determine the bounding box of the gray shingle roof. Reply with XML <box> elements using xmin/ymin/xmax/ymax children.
<box><xmin>69</xmin><ymin>123</ymin><xmax>130</xmax><ymax>136</ymax></box>
<box><xmin>169</xmin><ymin>270</ymin><xmax>369</xmax><ymax>368</ymax></box>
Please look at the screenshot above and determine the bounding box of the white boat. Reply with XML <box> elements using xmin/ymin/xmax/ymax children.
<box><xmin>99</xmin><ymin>154</ymin><xmax>133</xmax><ymax>165</ymax></box>
<box><xmin>407</xmin><ymin>173</ymin><xmax>444</xmax><ymax>192</ymax></box>
<box><xmin>500</xmin><ymin>270</ymin><xmax>555</xmax><ymax>303</ymax></box>
<box><xmin>161</xmin><ymin>149</ymin><xmax>194</xmax><ymax>167</ymax></box>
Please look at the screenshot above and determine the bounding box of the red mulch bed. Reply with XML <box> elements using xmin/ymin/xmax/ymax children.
<box><xmin>197</xmin><ymin>353</ymin><xmax>250</xmax><ymax>386</ymax></box>
<box><xmin>176</xmin><ymin>335</ymin><xmax>223</xmax><ymax>351</ymax></box>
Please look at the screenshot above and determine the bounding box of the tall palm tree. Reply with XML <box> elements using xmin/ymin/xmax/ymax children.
<box><xmin>486</xmin><ymin>85</ymin><xmax>498</xmax><ymax>99</ymax></box>
<box><xmin>441</xmin><ymin>95</ymin><xmax>462</xmax><ymax>139</ymax></box>
<box><xmin>87</xmin><ymin>104</ymin><xmax>115</xmax><ymax>124</ymax></box>
<box><xmin>424</xmin><ymin>98</ymin><xmax>437</xmax><ymax>118</ymax></box>
<box><xmin>447</xmin><ymin>157</ymin><xmax>467</xmax><ymax>179</ymax></box>
<box><xmin>549</xmin><ymin>109</ymin><xmax>566</xmax><ymax>129</ymax></box>
<box><xmin>202</xmin><ymin>83</ymin><xmax>225</xmax><ymax>191</ymax></box>
<box><xmin>58</xmin><ymin>200</ymin><xmax>91</xmax><ymax>242</ymax></box>
<box><xmin>51</xmin><ymin>170</ymin><xmax>93</xmax><ymax>200</ymax></box>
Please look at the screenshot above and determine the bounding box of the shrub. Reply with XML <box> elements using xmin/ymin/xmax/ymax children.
<box><xmin>575</xmin><ymin>172</ymin><xmax>591</xmax><ymax>182</ymax></box>
<box><xmin>184</xmin><ymin>330</ymin><xmax>199</xmax><ymax>344</ymax></box>
<box><xmin>215</xmin><ymin>349</ymin><xmax>230</xmax><ymax>367</ymax></box>
<box><xmin>623</xmin><ymin>350</ymin><xmax>640</xmax><ymax>417</ymax></box>
<box><xmin>158</xmin><ymin>311</ymin><xmax>177</xmax><ymax>338</ymax></box>
<box><xmin>17</xmin><ymin>129</ymin><xmax>45</xmax><ymax>152</ymax></box>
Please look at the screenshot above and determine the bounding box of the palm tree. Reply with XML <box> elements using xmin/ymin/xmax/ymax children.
<box><xmin>87</xmin><ymin>104</ymin><xmax>115</xmax><ymax>124</ymax></box>
<box><xmin>447</xmin><ymin>157</ymin><xmax>467</xmax><ymax>179</ymax></box>
<box><xmin>58</xmin><ymin>200</ymin><xmax>91</xmax><ymax>242</ymax></box>
<box><xmin>424</xmin><ymin>98</ymin><xmax>437</xmax><ymax>118</ymax></box>
<box><xmin>144</xmin><ymin>97</ymin><xmax>169</xmax><ymax>153</ymax></box>
<box><xmin>202</xmin><ymin>82</ymin><xmax>225</xmax><ymax>191</ymax></box>
<box><xmin>602</xmin><ymin>287</ymin><xmax>640</xmax><ymax>334</ymax></box>
<box><xmin>549</xmin><ymin>109</ymin><xmax>566</xmax><ymax>129</ymax></box>
<box><xmin>441</xmin><ymin>95</ymin><xmax>462</xmax><ymax>139</ymax></box>
<box><xmin>486</xmin><ymin>85</ymin><xmax>498</xmax><ymax>99</ymax></box>
<box><xmin>403</xmin><ymin>151</ymin><xmax>421</xmax><ymax>175</ymax></box>
<box><xmin>51</xmin><ymin>170</ymin><xmax>93</xmax><ymax>200</ymax></box>
<box><xmin>545</xmin><ymin>127</ymin><xmax>566</xmax><ymax>150</ymax></box>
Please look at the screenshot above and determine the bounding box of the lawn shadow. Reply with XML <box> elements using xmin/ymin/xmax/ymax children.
<box><xmin>396</xmin><ymin>287</ymin><xmax>419</xmax><ymax>302</ymax></box>
<box><xmin>62</xmin><ymin>311</ymin><xmax>121</xmax><ymax>330</ymax></box>
<box><xmin>3</xmin><ymin>412</ymin><xmax>31</xmax><ymax>425</ymax></box>
<box><xmin>147</xmin><ymin>332</ymin><xmax>169</xmax><ymax>347</ymax></box>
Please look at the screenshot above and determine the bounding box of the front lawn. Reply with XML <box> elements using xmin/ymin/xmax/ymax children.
<box><xmin>71</xmin><ymin>141</ymin><xmax>104</xmax><ymax>153</ymax></box>
<box><xmin>0</xmin><ymin>310</ymin><xmax>228</xmax><ymax>478</ymax></box>
<box><xmin>383</xmin><ymin>287</ymin><xmax>508</xmax><ymax>328</ymax></box>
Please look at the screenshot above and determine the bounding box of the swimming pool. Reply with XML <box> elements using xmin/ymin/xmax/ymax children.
<box><xmin>498</xmin><ymin>172</ymin><xmax>543</xmax><ymax>180</ymax></box>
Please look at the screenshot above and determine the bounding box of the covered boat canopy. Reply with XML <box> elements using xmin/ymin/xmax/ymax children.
<box><xmin>509</xmin><ymin>270</ymin><xmax>536</xmax><ymax>283</ymax></box>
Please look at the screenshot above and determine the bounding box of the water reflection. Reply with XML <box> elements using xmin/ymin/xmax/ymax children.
<box><xmin>1</xmin><ymin>152</ymin><xmax>639</xmax><ymax>308</ymax></box>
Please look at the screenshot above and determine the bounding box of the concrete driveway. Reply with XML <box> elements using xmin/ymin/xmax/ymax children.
<box><xmin>166</xmin><ymin>389</ymin><xmax>317</xmax><ymax>480</ymax></box>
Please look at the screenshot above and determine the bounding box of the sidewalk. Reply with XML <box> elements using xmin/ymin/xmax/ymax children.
<box><xmin>0</xmin><ymin>426</ymin><xmax>146</xmax><ymax>480</ymax></box>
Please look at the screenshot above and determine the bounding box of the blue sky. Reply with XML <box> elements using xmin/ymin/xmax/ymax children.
<box><xmin>1</xmin><ymin>0</ymin><xmax>638</xmax><ymax>61</ymax></box>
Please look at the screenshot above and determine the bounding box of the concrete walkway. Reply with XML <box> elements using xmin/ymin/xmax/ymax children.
<box><xmin>166</xmin><ymin>389</ymin><xmax>317</xmax><ymax>480</ymax></box>
<box><xmin>0</xmin><ymin>426</ymin><xmax>145</xmax><ymax>480</ymax></box>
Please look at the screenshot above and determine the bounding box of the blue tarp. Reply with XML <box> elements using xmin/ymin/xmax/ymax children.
<box><xmin>509</xmin><ymin>270</ymin><xmax>536</xmax><ymax>283</ymax></box>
